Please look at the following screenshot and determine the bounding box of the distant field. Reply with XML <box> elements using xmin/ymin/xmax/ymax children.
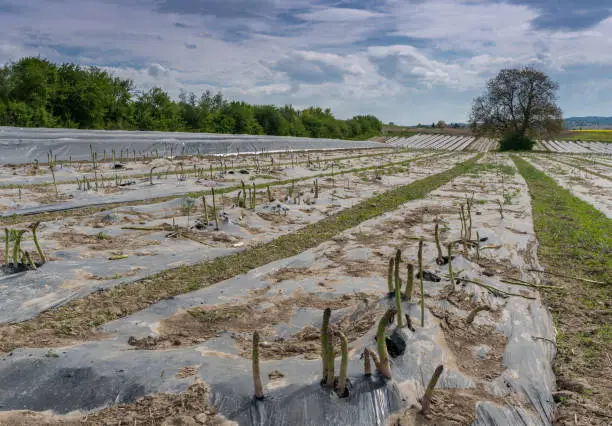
<box><xmin>382</xmin><ymin>124</ymin><xmax>473</xmax><ymax>137</ymax></box>
<box><xmin>561</xmin><ymin>130</ymin><xmax>612</xmax><ymax>143</ymax></box>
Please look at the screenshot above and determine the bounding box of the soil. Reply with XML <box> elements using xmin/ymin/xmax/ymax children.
<box><xmin>256</xmin><ymin>212</ymin><xmax>297</xmax><ymax>225</ymax></box>
<box><xmin>349</xmin><ymin>205</ymin><xmax>457</xmax><ymax>248</ymax></box>
<box><xmin>128</xmin><ymin>291</ymin><xmax>379</xmax><ymax>355</ymax></box>
<box><xmin>341</xmin><ymin>256</ymin><xmax>388</xmax><ymax>277</ymax></box>
<box><xmin>429</xmin><ymin>299</ymin><xmax>507</xmax><ymax>380</ymax></box>
<box><xmin>84</xmin><ymin>210</ymin><xmax>154</xmax><ymax>227</ymax></box>
<box><xmin>0</xmin><ymin>382</ymin><xmax>230</xmax><ymax>425</ymax></box>
<box><xmin>475</xmin><ymin>256</ymin><xmax>522</xmax><ymax>278</ymax></box>
<box><xmin>234</xmin><ymin>303</ymin><xmax>383</xmax><ymax>360</ymax></box>
<box><xmin>176</xmin><ymin>366</ymin><xmax>200</xmax><ymax>379</ymax></box>
<box><xmin>265</xmin><ymin>267</ymin><xmax>320</xmax><ymax>283</ymax></box>
<box><xmin>32</xmin><ymin>190</ymin><xmax>73</xmax><ymax>206</ymax></box>
<box><xmin>388</xmin><ymin>388</ymin><xmax>512</xmax><ymax>425</ymax></box>
<box><xmin>50</xmin><ymin>231</ymin><xmax>158</xmax><ymax>251</ymax></box>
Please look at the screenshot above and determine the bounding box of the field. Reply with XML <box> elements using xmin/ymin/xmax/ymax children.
<box><xmin>382</xmin><ymin>124</ymin><xmax>473</xmax><ymax>138</ymax></box>
<box><xmin>0</xmin><ymin>128</ymin><xmax>610</xmax><ymax>426</ymax></box>
<box><xmin>561</xmin><ymin>130</ymin><xmax>612</xmax><ymax>143</ymax></box>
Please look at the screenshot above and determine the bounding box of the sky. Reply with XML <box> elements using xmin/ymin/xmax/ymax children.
<box><xmin>1</xmin><ymin>0</ymin><xmax>611</xmax><ymax>125</ymax></box>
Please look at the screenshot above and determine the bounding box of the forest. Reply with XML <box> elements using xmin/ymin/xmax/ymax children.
<box><xmin>0</xmin><ymin>57</ymin><xmax>382</xmax><ymax>140</ymax></box>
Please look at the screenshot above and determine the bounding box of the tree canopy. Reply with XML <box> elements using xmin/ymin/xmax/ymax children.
<box><xmin>0</xmin><ymin>57</ymin><xmax>382</xmax><ymax>140</ymax></box>
<box><xmin>470</xmin><ymin>67</ymin><xmax>563</xmax><ymax>138</ymax></box>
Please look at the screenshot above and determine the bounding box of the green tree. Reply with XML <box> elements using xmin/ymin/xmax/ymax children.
<box><xmin>254</xmin><ymin>105</ymin><xmax>290</xmax><ymax>135</ymax></box>
<box><xmin>0</xmin><ymin>57</ymin><xmax>384</xmax><ymax>140</ymax></box>
<box><xmin>470</xmin><ymin>66</ymin><xmax>563</xmax><ymax>139</ymax></box>
<box><xmin>134</xmin><ymin>88</ymin><xmax>184</xmax><ymax>131</ymax></box>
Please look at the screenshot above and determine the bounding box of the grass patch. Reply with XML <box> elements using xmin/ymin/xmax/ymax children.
<box><xmin>0</xmin><ymin>154</ymin><xmax>481</xmax><ymax>353</ymax></box>
<box><xmin>512</xmin><ymin>155</ymin><xmax>611</xmax><ymax>422</ymax></box>
<box><xmin>467</xmin><ymin>162</ymin><xmax>515</xmax><ymax>177</ymax></box>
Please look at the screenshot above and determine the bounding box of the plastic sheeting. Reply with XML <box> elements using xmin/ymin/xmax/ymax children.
<box><xmin>0</xmin><ymin>150</ymin><xmax>428</xmax><ymax>218</ymax></box>
<box><xmin>0</xmin><ymin>126</ymin><xmax>382</xmax><ymax>164</ymax></box>
<box><xmin>525</xmin><ymin>156</ymin><xmax>612</xmax><ymax>218</ymax></box>
<box><xmin>0</xmin><ymin>153</ymin><xmax>474</xmax><ymax>324</ymax></box>
<box><xmin>0</xmin><ymin>156</ymin><xmax>557</xmax><ymax>425</ymax></box>
<box><xmin>0</xmin><ymin>246</ymin><xmax>556</xmax><ymax>426</ymax></box>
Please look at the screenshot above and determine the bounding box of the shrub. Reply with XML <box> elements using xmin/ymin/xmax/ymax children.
<box><xmin>499</xmin><ymin>133</ymin><xmax>535</xmax><ymax>151</ymax></box>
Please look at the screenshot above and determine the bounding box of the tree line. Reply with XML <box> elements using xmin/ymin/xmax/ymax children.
<box><xmin>0</xmin><ymin>57</ymin><xmax>382</xmax><ymax>140</ymax></box>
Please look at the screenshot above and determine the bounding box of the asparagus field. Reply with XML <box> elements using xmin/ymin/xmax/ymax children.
<box><xmin>0</xmin><ymin>128</ymin><xmax>610</xmax><ymax>426</ymax></box>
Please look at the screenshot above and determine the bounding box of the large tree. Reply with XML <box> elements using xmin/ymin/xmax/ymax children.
<box><xmin>470</xmin><ymin>67</ymin><xmax>563</xmax><ymax>138</ymax></box>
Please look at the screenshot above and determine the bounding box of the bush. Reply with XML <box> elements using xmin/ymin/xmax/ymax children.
<box><xmin>499</xmin><ymin>133</ymin><xmax>535</xmax><ymax>151</ymax></box>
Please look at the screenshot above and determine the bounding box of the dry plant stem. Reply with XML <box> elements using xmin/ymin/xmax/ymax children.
<box><xmin>527</xmin><ymin>268</ymin><xmax>605</xmax><ymax>285</ymax></box>
<box><xmin>251</xmin><ymin>183</ymin><xmax>256</xmax><ymax>209</ymax></box>
<box><xmin>388</xmin><ymin>257</ymin><xmax>395</xmax><ymax>293</ymax></box>
<box><xmin>447</xmin><ymin>244</ymin><xmax>454</xmax><ymax>288</ymax></box>
<box><xmin>29</xmin><ymin>221</ymin><xmax>46</xmax><ymax>264</ymax></box>
<box><xmin>496</xmin><ymin>199</ymin><xmax>504</xmax><ymax>219</ymax></box>
<box><xmin>444</xmin><ymin>275</ymin><xmax>536</xmax><ymax>299</ymax></box>
<box><xmin>202</xmin><ymin>196</ymin><xmax>208</xmax><ymax>223</ymax></box>
<box><xmin>405</xmin><ymin>314</ymin><xmax>415</xmax><ymax>332</ymax></box>
<box><xmin>50</xmin><ymin>165</ymin><xmax>58</xmax><ymax>196</ymax></box>
<box><xmin>418</xmin><ymin>239</ymin><xmax>425</xmax><ymax>327</ymax></box>
<box><xmin>500</xmin><ymin>278</ymin><xmax>561</xmax><ymax>290</ymax></box>
<box><xmin>404</xmin><ymin>264</ymin><xmax>414</xmax><ymax>300</ymax></box>
<box><xmin>466</xmin><ymin>197</ymin><xmax>472</xmax><ymax>240</ymax></box>
<box><xmin>149</xmin><ymin>167</ymin><xmax>157</xmax><ymax>185</ymax></box>
<box><xmin>434</xmin><ymin>222</ymin><xmax>443</xmax><ymax>264</ymax></box>
<box><xmin>337</xmin><ymin>331</ymin><xmax>349</xmax><ymax>397</ymax></box>
<box><xmin>421</xmin><ymin>365</ymin><xmax>444</xmax><ymax>416</ymax></box>
<box><xmin>325</xmin><ymin>329</ymin><xmax>335</xmax><ymax>386</ymax></box>
<box><xmin>395</xmin><ymin>267</ymin><xmax>404</xmax><ymax>328</ymax></box>
<box><xmin>211</xmin><ymin>188</ymin><xmax>219</xmax><ymax>230</ymax></box>
<box><xmin>121</xmin><ymin>226</ymin><xmax>166</xmax><ymax>231</ymax></box>
<box><xmin>252</xmin><ymin>331</ymin><xmax>264</xmax><ymax>400</ymax></box>
<box><xmin>377</xmin><ymin>309</ymin><xmax>396</xmax><ymax>379</ymax></box>
<box><xmin>364</xmin><ymin>349</ymin><xmax>372</xmax><ymax>376</ymax></box>
<box><xmin>465</xmin><ymin>306</ymin><xmax>491</xmax><ymax>324</ymax></box>
<box><xmin>321</xmin><ymin>308</ymin><xmax>331</xmax><ymax>380</ymax></box>
<box><xmin>459</xmin><ymin>205</ymin><xmax>465</xmax><ymax>240</ymax></box>
<box><xmin>366</xmin><ymin>348</ymin><xmax>381</xmax><ymax>372</ymax></box>
<box><xmin>461</xmin><ymin>205</ymin><xmax>470</xmax><ymax>256</ymax></box>
<box><xmin>476</xmin><ymin>231</ymin><xmax>480</xmax><ymax>260</ymax></box>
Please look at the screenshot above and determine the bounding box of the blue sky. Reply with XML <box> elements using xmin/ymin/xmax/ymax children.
<box><xmin>1</xmin><ymin>0</ymin><xmax>611</xmax><ymax>124</ymax></box>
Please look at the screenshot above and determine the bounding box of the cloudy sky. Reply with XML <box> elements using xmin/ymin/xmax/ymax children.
<box><xmin>1</xmin><ymin>0</ymin><xmax>611</xmax><ymax>124</ymax></box>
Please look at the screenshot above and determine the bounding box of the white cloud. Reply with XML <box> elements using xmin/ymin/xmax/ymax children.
<box><xmin>241</xmin><ymin>83</ymin><xmax>294</xmax><ymax>96</ymax></box>
<box><xmin>0</xmin><ymin>0</ymin><xmax>610</xmax><ymax>124</ymax></box>
<box><xmin>295</xmin><ymin>7</ymin><xmax>387</xmax><ymax>22</ymax></box>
